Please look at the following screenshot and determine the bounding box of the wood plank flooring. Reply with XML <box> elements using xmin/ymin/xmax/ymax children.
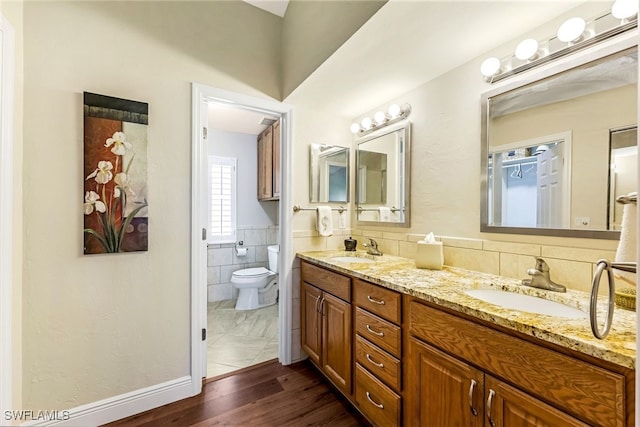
<box><xmin>105</xmin><ymin>360</ymin><xmax>369</xmax><ymax>426</ymax></box>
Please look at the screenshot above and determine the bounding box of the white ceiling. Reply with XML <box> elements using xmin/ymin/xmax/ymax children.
<box><xmin>242</xmin><ymin>0</ymin><xmax>289</xmax><ymax>17</ymax></box>
<box><xmin>285</xmin><ymin>0</ymin><xmax>590</xmax><ymax>118</ymax></box>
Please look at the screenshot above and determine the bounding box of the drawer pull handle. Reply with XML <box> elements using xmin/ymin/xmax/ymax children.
<box><xmin>366</xmin><ymin>324</ymin><xmax>384</xmax><ymax>336</ymax></box>
<box><xmin>367</xmin><ymin>295</ymin><xmax>385</xmax><ymax>305</ymax></box>
<box><xmin>366</xmin><ymin>353</ymin><xmax>384</xmax><ymax>368</ymax></box>
<box><xmin>468</xmin><ymin>379</ymin><xmax>478</xmax><ymax>416</ymax></box>
<box><xmin>314</xmin><ymin>295</ymin><xmax>321</xmax><ymax>313</ymax></box>
<box><xmin>486</xmin><ymin>389</ymin><xmax>496</xmax><ymax>427</ymax></box>
<box><xmin>366</xmin><ymin>392</ymin><xmax>384</xmax><ymax>409</ymax></box>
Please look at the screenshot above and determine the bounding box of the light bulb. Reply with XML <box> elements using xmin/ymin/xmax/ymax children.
<box><xmin>350</xmin><ymin>123</ymin><xmax>360</xmax><ymax>134</ymax></box>
<box><xmin>557</xmin><ymin>17</ymin><xmax>586</xmax><ymax>43</ymax></box>
<box><xmin>374</xmin><ymin>111</ymin><xmax>386</xmax><ymax>124</ymax></box>
<box><xmin>515</xmin><ymin>38</ymin><xmax>539</xmax><ymax>61</ymax></box>
<box><xmin>388</xmin><ymin>104</ymin><xmax>401</xmax><ymax>118</ymax></box>
<box><xmin>612</xmin><ymin>0</ymin><xmax>638</xmax><ymax>19</ymax></box>
<box><xmin>480</xmin><ymin>57</ymin><xmax>501</xmax><ymax>77</ymax></box>
<box><xmin>361</xmin><ymin>117</ymin><xmax>373</xmax><ymax>130</ymax></box>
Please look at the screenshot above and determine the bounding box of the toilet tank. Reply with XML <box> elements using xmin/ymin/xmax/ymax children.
<box><xmin>268</xmin><ymin>245</ymin><xmax>279</xmax><ymax>273</ymax></box>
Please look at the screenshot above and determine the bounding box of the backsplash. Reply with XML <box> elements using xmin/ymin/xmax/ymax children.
<box><xmin>207</xmin><ymin>225</ymin><xmax>279</xmax><ymax>302</ymax></box>
<box><xmin>291</xmin><ymin>229</ymin><xmax>618</xmax><ymax>293</ymax></box>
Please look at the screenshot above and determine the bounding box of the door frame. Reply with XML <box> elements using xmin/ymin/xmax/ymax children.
<box><xmin>0</xmin><ymin>13</ymin><xmax>15</xmax><ymax>414</ymax></box>
<box><xmin>190</xmin><ymin>83</ymin><xmax>293</xmax><ymax>394</ymax></box>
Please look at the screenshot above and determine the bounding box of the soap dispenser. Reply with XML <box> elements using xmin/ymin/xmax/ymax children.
<box><xmin>344</xmin><ymin>237</ymin><xmax>357</xmax><ymax>251</ymax></box>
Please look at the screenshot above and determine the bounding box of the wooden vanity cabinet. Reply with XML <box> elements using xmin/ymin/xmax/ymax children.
<box><xmin>405</xmin><ymin>297</ymin><xmax>630</xmax><ymax>427</ymax></box>
<box><xmin>257</xmin><ymin>119</ymin><xmax>280</xmax><ymax>201</ymax></box>
<box><xmin>300</xmin><ymin>261</ymin><xmax>352</xmax><ymax>395</ymax></box>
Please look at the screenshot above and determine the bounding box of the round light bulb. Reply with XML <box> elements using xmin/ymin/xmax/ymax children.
<box><xmin>480</xmin><ymin>57</ymin><xmax>501</xmax><ymax>77</ymax></box>
<box><xmin>515</xmin><ymin>38</ymin><xmax>539</xmax><ymax>61</ymax></box>
<box><xmin>557</xmin><ymin>17</ymin><xmax>586</xmax><ymax>43</ymax></box>
<box><xmin>612</xmin><ymin>0</ymin><xmax>638</xmax><ymax>19</ymax></box>
<box><xmin>361</xmin><ymin>117</ymin><xmax>373</xmax><ymax>130</ymax></box>
<box><xmin>388</xmin><ymin>104</ymin><xmax>401</xmax><ymax>118</ymax></box>
<box><xmin>350</xmin><ymin>123</ymin><xmax>360</xmax><ymax>134</ymax></box>
<box><xmin>374</xmin><ymin>111</ymin><xmax>386</xmax><ymax>124</ymax></box>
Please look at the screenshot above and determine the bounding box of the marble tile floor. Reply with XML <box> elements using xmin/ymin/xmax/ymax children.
<box><xmin>207</xmin><ymin>299</ymin><xmax>279</xmax><ymax>378</ymax></box>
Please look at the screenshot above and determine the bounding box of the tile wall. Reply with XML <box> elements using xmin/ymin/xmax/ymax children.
<box><xmin>207</xmin><ymin>225</ymin><xmax>279</xmax><ymax>302</ymax></box>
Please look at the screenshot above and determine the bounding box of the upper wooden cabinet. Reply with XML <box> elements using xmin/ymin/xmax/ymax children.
<box><xmin>257</xmin><ymin>120</ymin><xmax>280</xmax><ymax>201</ymax></box>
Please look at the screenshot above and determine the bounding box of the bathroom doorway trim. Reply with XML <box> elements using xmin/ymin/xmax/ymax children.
<box><xmin>190</xmin><ymin>83</ymin><xmax>293</xmax><ymax>394</ymax></box>
<box><xmin>0</xmin><ymin>14</ymin><xmax>15</xmax><ymax>415</ymax></box>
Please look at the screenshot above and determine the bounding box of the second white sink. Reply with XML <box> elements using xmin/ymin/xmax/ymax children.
<box><xmin>465</xmin><ymin>289</ymin><xmax>588</xmax><ymax>319</ymax></box>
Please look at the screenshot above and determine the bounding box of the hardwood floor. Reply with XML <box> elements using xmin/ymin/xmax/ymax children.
<box><xmin>105</xmin><ymin>360</ymin><xmax>369</xmax><ymax>426</ymax></box>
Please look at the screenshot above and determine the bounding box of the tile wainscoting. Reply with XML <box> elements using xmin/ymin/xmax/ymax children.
<box><xmin>207</xmin><ymin>225</ymin><xmax>279</xmax><ymax>302</ymax></box>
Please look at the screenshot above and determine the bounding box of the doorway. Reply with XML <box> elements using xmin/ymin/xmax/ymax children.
<box><xmin>205</xmin><ymin>102</ymin><xmax>280</xmax><ymax>378</ymax></box>
<box><xmin>190</xmin><ymin>84</ymin><xmax>293</xmax><ymax>389</ymax></box>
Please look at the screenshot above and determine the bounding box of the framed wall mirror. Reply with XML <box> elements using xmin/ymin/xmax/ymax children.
<box><xmin>481</xmin><ymin>39</ymin><xmax>637</xmax><ymax>239</ymax></box>
<box><xmin>356</xmin><ymin>122</ymin><xmax>411</xmax><ymax>227</ymax></box>
<box><xmin>309</xmin><ymin>144</ymin><xmax>349</xmax><ymax>203</ymax></box>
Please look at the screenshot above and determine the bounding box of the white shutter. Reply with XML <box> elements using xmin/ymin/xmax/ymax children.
<box><xmin>208</xmin><ymin>156</ymin><xmax>237</xmax><ymax>243</ymax></box>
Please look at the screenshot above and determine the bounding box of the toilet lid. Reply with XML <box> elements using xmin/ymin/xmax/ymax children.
<box><xmin>232</xmin><ymin>267</ymin><xmax>272</xmax><ymax>278</ymax></box>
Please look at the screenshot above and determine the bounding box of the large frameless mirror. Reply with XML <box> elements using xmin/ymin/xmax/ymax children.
<box><xmin>356</xmin><ymin>122</ymin><xmax>411</xmax><ymax>227</ymax></box>
<box><xmin>481</xmin><ymin>41</ymin><xmax>637</xmax><ymax>239</ymax></box>
<box><xmin>309</xmin><ymin>144</ymin><xmax>349</xmax><ymax>203</ymax></box>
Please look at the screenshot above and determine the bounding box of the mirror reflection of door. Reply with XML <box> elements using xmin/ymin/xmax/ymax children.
<box><xmin>608</xmin><ymin>126</ymin><xmax>637</xmax><ymax>230</ymax></box>
<box><xmin>489</xmin><ymin>134</ymin><xmax>570</xmax><ymax>228</ymax></box>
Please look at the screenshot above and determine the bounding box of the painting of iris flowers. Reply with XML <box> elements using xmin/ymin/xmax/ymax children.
<box><xmin>83</xmin><ymin>92</ymin><xmax>148</xmax><ymax>254</ymax></box>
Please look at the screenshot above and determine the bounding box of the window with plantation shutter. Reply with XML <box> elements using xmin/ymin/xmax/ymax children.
<box><xmin>208</xmin><ymin>156</ymin><xmax>237</xmax><ymax>244</ymax></box>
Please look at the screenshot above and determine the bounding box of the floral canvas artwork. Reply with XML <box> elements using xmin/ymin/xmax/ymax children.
<box><xmin>83</xmin><ymin>92</ymin><xmax>148</xmax><ymax>254</ymax></box>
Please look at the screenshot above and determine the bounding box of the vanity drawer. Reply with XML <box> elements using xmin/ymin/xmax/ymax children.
<box><xmin>409</xmin><ymin>300</ymin><xmax>626</xmax><ymax>427</ymax></box>
<box><xmin>354</xmin><ymin>279</ymin><xmax>401</xmax><ymax>324</ymax></box>
<box><xmin>355</xmin><ymin>307</ymin><xmax>401</xmax><ymax>357</ymax></box>
<box><xmin>355</xmin><ymin>334</ymin><xmax>401</xmax><ymax>392</ymax></box>
<box><xmin>355</xmin><ymin>363</ymin><xmax>401</xmax><ymax>427</ymax></box>
<box><xmin>301</xmin><ymin>261</ymin><xmax>351</xmax><ymax>301</ymax></box>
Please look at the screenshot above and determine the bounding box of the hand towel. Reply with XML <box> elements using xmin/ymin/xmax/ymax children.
<box><xmin>316</xmin><ymin>206</ymin><xmax>333</xmax><ymax>237</ymax></box>
<box><xmin>615</xmin><ymin>194</ymin><xmax>637</xmax><ymax>286</ymax></box>
<box><xmin>378</xmin><ymin>206</ymin><xmax>392</xmax><ymax>221</ymax></box>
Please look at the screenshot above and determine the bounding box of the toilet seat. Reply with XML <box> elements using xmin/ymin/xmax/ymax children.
<box><xmin>232</xmin><ymin>267</ymin><xmax>271</xmax><ymax>278</ymax></box>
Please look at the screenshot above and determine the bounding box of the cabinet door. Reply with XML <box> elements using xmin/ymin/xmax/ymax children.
<box><xmin>301</xmin><ymin>282</ymin><xmax>322</xmax><ymax>366</ymax></box>
<box><xmin>272</xmin><ymin>120</ymin><xmax>280</xmax><ymax>198</ymax></box>
<box><xmin>405</xmin><ymin>337</ymin><xmax>484</xmax><ymax>427</ymax></box>
<box><xmin>257</xmin><ymin>126</ymin><xmax>273</xmax><ymax>200</ymax></box>
<box><xmin>485</xmin><ymin>376</ymin><xmax>588</xmax><ymax>427</ymax></box>
<box><xmin>321</xmin><ymin>292</ymin><xmax>352</xmax><ymax>395</ymax></box>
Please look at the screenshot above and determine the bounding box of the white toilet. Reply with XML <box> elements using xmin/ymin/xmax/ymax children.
<box><xmin>232</xmin><ymin>244</ymin><xmax>279</xmax><ymax>310</ymax></box>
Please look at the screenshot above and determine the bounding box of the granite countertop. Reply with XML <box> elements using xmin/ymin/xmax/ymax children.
<box><xmin>297</xmin><ymin>250</ymin><xmax>637</xmax><ymax>370</ymax></box>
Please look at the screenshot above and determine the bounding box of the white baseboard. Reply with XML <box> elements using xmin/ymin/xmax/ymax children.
<box><xmin>20</xmin><ymin>376</ymin><xmax>195</xmax><ymax>427</ymax></box>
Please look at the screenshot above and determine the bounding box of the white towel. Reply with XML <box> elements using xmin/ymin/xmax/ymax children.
<box><xmin>615</xmin><ymin>201</ymin><xmax>637</xmax><ymax>286</ymax></box>
<box><xmin>316</xmin><ymin>206</ymin><xmax>333</xmax><ymax>237</ymax></box>
<box><xmin>378</xmin><ymin>207</ymin><xmax>391</xmax><ymax>221</ymax></box>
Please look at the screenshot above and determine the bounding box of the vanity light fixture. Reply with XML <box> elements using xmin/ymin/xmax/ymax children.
<box><xmin>557</xmin><ymin>17</ymin><xmax>587</xmax><ymax>43</ymax></box>
<box><xmin>480</xmin><ymin>4</ymin><xmax>637</xmax><ymax>83</ymax></box>
<box><xmin>351</xmin><ymin>103</ymin><xmax>412</xmax><ymax>136</ymax></box>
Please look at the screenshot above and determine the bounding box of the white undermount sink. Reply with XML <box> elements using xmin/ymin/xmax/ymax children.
<box><xmin>465</xmin><ymin>289</ymin><xmax>588</xmax><ymax>319</ymax></box>
<box><xmin>327</xmin><ymin>256</ymin><xmax>376</xmax><ymax>264</ymax></box>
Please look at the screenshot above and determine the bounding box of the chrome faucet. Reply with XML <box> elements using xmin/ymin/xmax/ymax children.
<box><xmin>363</xmin><ymin>238</ymin><xmax>383</xmax><ymax>256</ymax></box>
<box><xmin>522</xmin><ymin>257</ymin><xmax>566</xmax><ymax>292</ymax></box>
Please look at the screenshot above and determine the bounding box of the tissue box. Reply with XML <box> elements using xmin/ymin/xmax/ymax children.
<box><xmin>415</xmin><ymin>241</ymin><xmax>443</xmax><ymax>270</ymax></box>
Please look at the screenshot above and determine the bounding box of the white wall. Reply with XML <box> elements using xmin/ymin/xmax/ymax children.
<box><xmin>207</xmin><ymin>128</ymin><xmax>278</xmax><ymax>227</ymax></box>
<box><xmin>21</xmin><ymin>0</ymin><xmax>281</xmax><ymax>411</ymax></box>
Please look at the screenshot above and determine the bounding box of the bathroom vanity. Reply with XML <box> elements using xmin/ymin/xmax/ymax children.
<box><xmin>297</xmin><ymin>251</ymin><xmax>636</xmax><ymax>426</ymax></box>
